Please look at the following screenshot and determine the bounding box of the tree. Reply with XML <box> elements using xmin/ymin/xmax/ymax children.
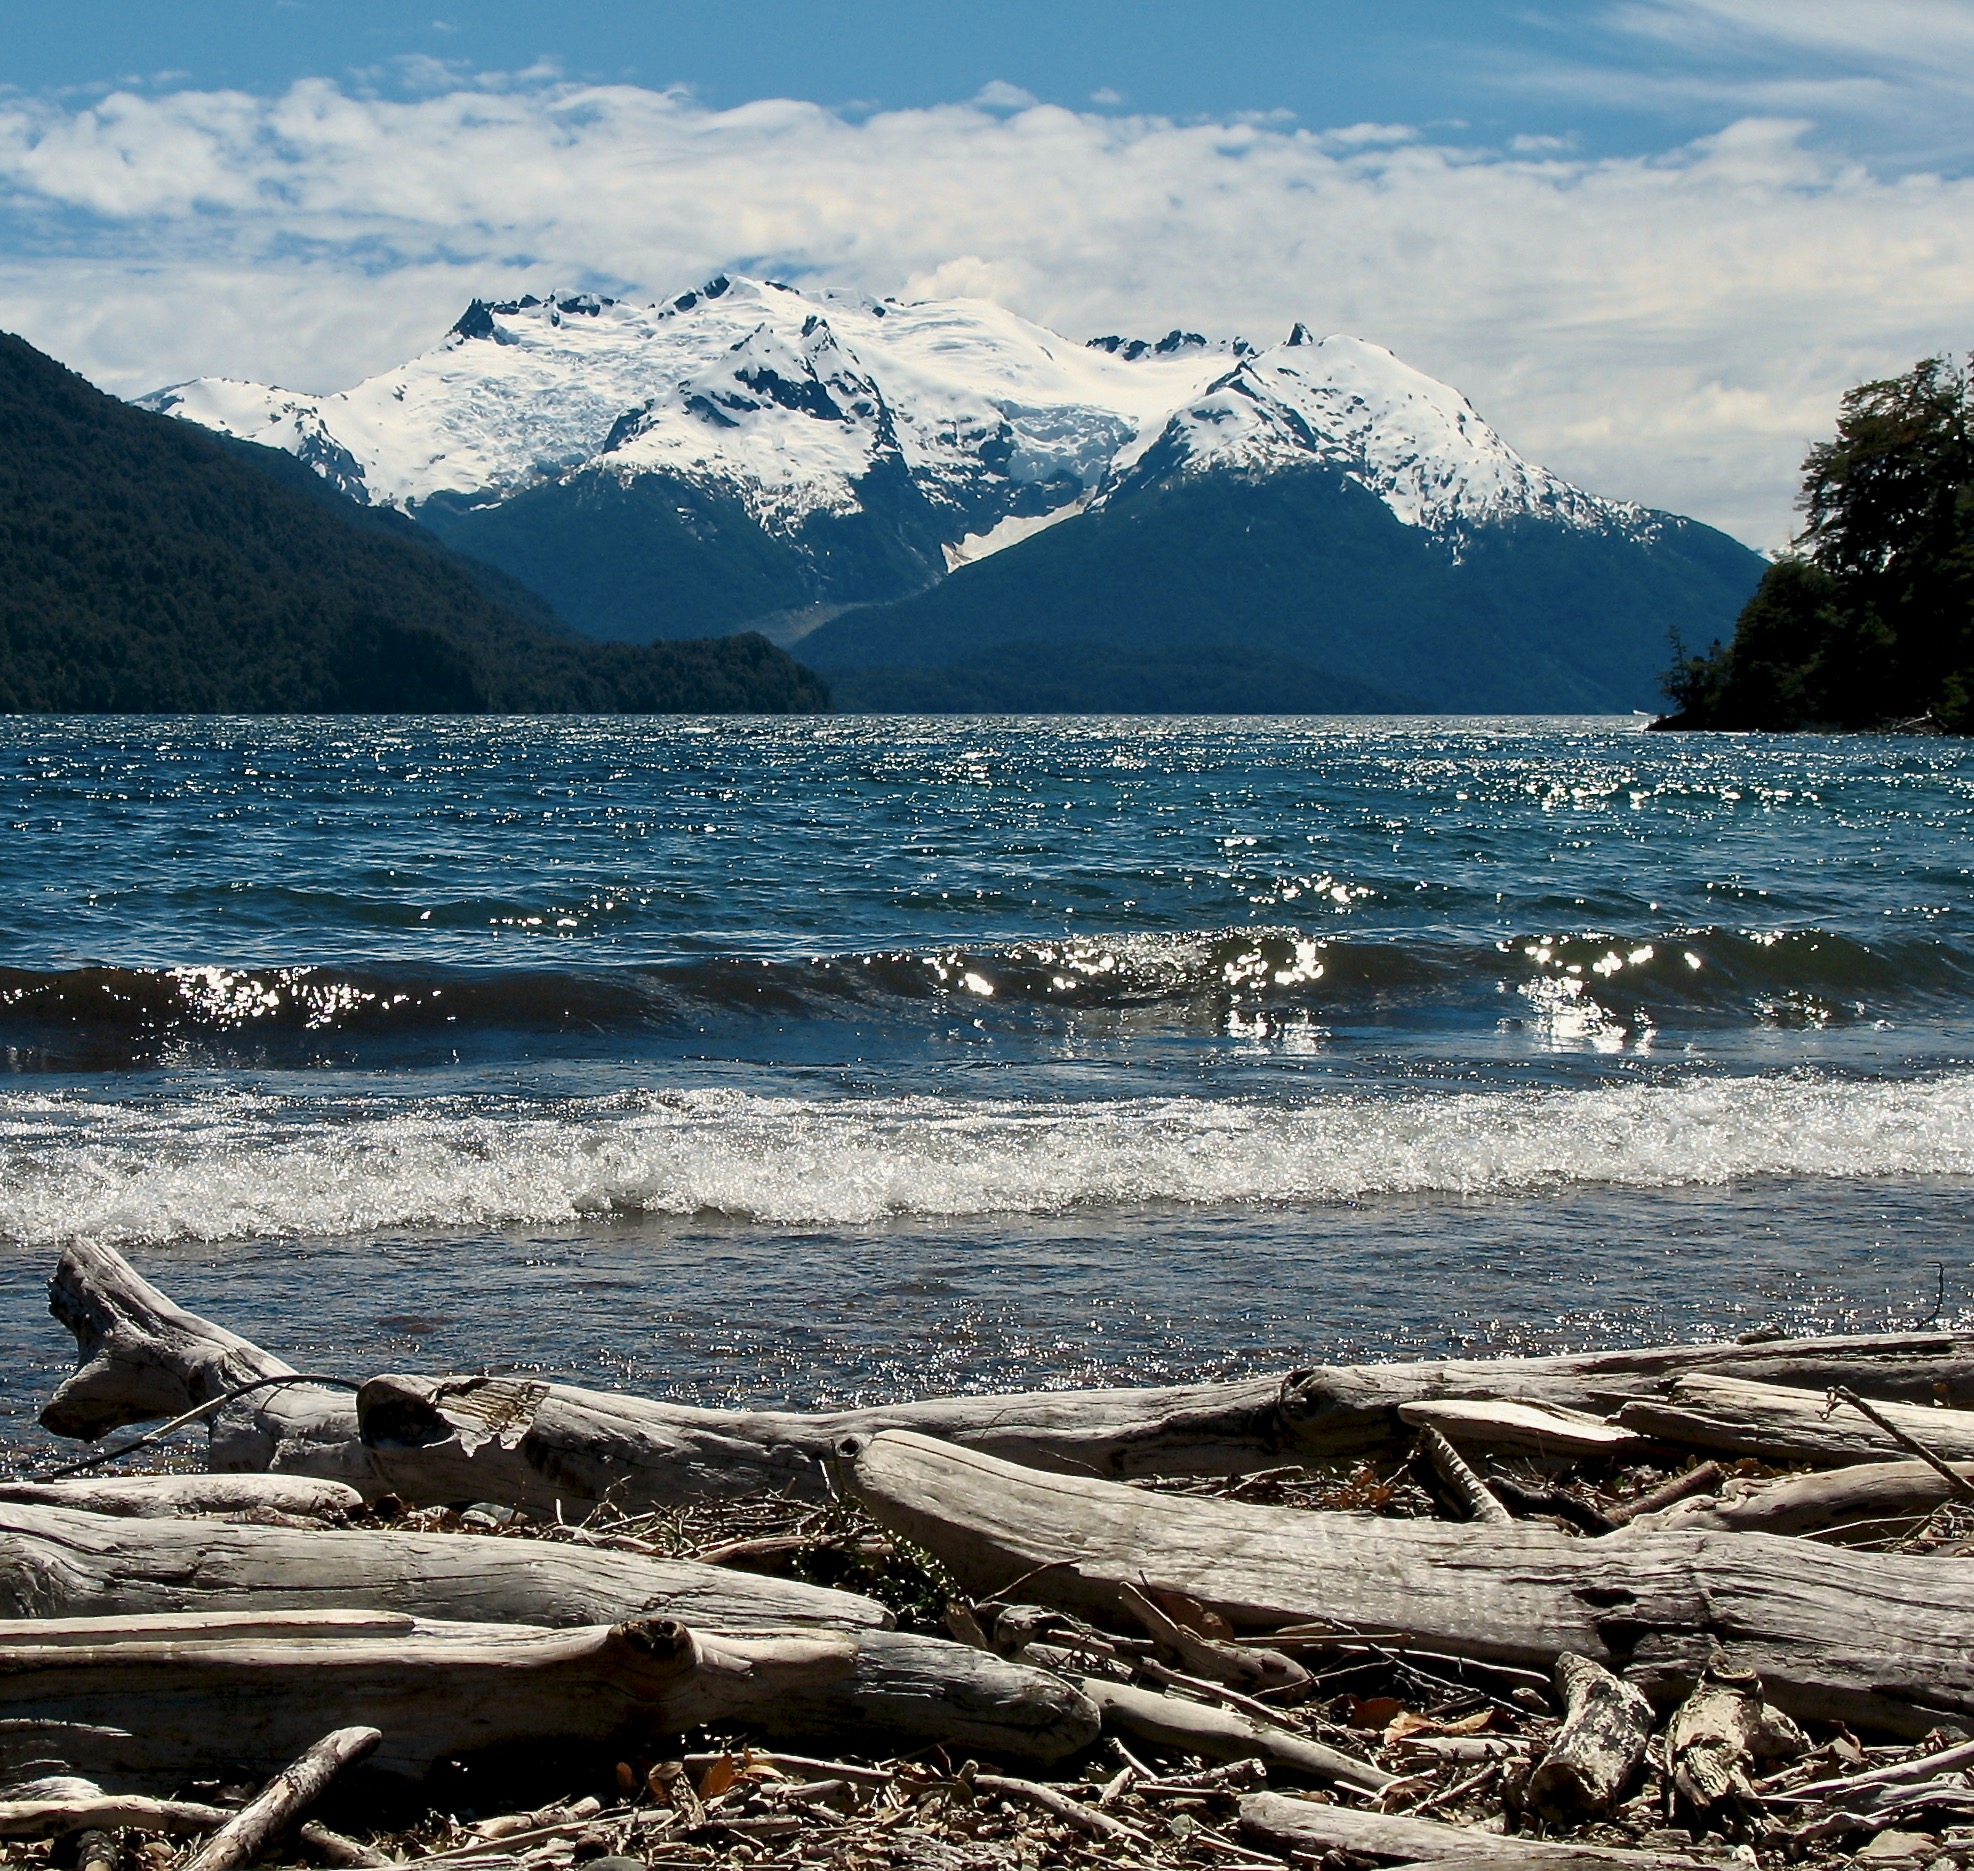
<box><xmin>1660</xmin><ymin>356</ymin><xmax>1974</xmax><ymax>731</ymax></box>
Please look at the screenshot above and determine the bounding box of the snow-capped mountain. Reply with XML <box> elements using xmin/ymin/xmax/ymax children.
<box><xmin>143</xmin><ymin>273</ymin><xmax>1640</xmax><ymax>569</ymax></box>
<box><xmin>141</xmin><ymin>274</ymin><xmax>1762</xmax><ymax>712</ymax></box>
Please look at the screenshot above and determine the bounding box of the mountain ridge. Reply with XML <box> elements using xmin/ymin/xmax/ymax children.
<box><xmin>140</xmin><ymin>275</ymin><xmax>1765</xmax><ymax>711</ymax></box>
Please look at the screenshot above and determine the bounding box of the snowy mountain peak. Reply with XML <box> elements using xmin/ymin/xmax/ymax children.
<box><xmin>140</xmin><ymin>274</ymin><xmax>1640</xmax><ymax>559</ymax></box>
<box><xmin>1103</xmin><ymin>329</ymin><xmax>1643</xmax><ymax>535</ymax></box>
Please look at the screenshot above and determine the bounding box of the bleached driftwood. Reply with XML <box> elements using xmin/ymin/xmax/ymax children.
<box><xmin>1397</xmin><ymin>1400</ymin><xmax>1650</xmax><ymax>1462</ymax></box>
<box><xmin>1081</xmin><ymin>1677</ymin><xmax>1391</xmax><ymax>1791</ymax></box>
<box><xmin>0</xmin><ymin>1501</ymin><xmax>889</xmax><ymax>1630</ymax></box>
<box><xmin>1631</xmin><ymin>1458</ymin><xmax>1974</xmax><ymax>1541</ymax></box>
<box><xmin>0</xmin><ymin>1475</ymin><xmax>363</xmax><ymax>1521</ymax></box>
<box><xmin>1664</xmin><ymin>1656</ymin><xmax>1806</xmax><ymax>1809</ymax></box>
<box><xmin>45</xmin><ymin>1242</ymin><xmax>1974</xmax><ymax>1511</ymax></box>
<box><xmin>845</xmin><ymin>1429</ymin><xmax>1974</xmax><ymax>1736</ymax></box>
<box><xmin>1282</xmin><ymin>1333</ymin><xmax>1974</xmax><ymax>1455</ymax></box>
<box><xmin>1238</xmin><ymin>1791</ymin><xmax>1702</xmax><ymax>1866</ymax></box>
<box><xmin>0</xmin><ymin>1791</ymin><xmax>231</xmax><ymax>1839</ymax></box>
<box><xmin>1617</xmin><ymin>1375</ymin><xmax>1974</xmax><ymax>1466</ymax></box>
<box><xmin>181</xmin><ymin>1726</ymin><xmax>380</xmax><ymax>1871</ymax></box>
<box><xmin>1524</xmin><ymin>1653</ymin><xmax>1654</xmax><ymax>1819</ymax></box>
<box><xmin>0</xmin><ymin>1611</ymin><xmax>1099</xmax><ymax>1783</ymax></box>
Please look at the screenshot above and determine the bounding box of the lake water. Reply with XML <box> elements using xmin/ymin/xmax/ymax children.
<box><xmin>2</xmin><ymin>714</ymin><xmax>1971</xmax><ymax>1454</ymax></box>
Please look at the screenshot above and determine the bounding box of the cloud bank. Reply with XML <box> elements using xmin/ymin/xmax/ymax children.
<box><xmin>2</xmin><ymin>72</ymin><xmax>1971</xmax><ymax>545</ymax></box>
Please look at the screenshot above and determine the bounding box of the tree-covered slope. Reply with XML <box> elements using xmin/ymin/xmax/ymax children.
<box><xmin>1660</xmin><ymin>358</ymin><xmax>1973</xmax><ymax>733</ymax></box>
<box><xmin>424</xmin><ymin>459</ymin><xmax>944</xmax><ymax>644</ymax></box>
<box><xmin>799</xmin><ymin>466</ymin><xmax>1764</xmax><ymax>714</ymax></box>
<box><xmin>0</xmin><ymin>331</ymin><xmax>828</xmax><ymax>714</ymax></box>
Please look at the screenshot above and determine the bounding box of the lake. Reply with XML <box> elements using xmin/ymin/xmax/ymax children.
<box><xmin>1</xmin><ymin>714</ymin><xmax>1969</xmax><ymax>1453</ymax></box>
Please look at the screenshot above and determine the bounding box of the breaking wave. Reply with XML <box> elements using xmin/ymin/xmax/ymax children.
<box><xmin>2</xmin><ymin>923</ymin><xmax>1970</xmax><ymax>1066</ymax></box>
<box><xmin>2</xmin><ymin>1069</ymin><xmax>1971</xmax><ymax>1247</ymax></box>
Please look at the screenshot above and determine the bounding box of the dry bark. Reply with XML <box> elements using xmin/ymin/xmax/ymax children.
<box><xmin>1397</xmin><ymin>1400</ymin><xmax>1651</xmax><ymax>1462</ymax></box>
<box><xmin>1238</xmin><ymin>1791</ymin><xmax>1703</xmax><ymax>1865</ymax></box>
<box><xmin>0</xmin><ymin>1475</ymin><xmax>363</xmax><ymax>1521</ymax></box>
<box><xmin>181</xmin><ymin>1726</ymin><xmax>381</xmax><ymax>1871</ymax></box>
<box><xmin>46</xmin><ymin>1242</ymin><xmax>1974</xmax><ymax>1512</ymax></box>
<box><xmin>1633</xmin><ymin>1459</ymin><xmax>1974</xmax><ymax>1540</ymax></box>
<box><xmin>845</xmin><ymin>1428</ymin><xmax>1974</xmax><ymax>1736</ymax></box>
<box><xmin>1081</xmin><ymin>1676</ymin><xmax>1392</xmax><ymax>1791</ymax></box>
<box><xmin>1617</xmin><ymin>1375</ymin><xmax>1974</xmax><ymax>1466</ymax></box>
<box><xmin>0</xmin><ymin>1793</ymin><xmax>231</xmax><ymax>1839</ymax></box>
<box><xmin>1664</xmin><ymin>1656</ymin><xmax>1806</xmax><ymax>1810</ymax></box>
<box><xmin>1524</xmin><ymin>1653</ymin><xmax>1654</xmax><ymax>1819</ymax></box>
<box><xmin>0</xmin><ymin>1611</ymin><xmax>1099</xmax><ymax>1784</ymax></box>
<box><xmin>1414</xmin><ymin>1426</ymin><xmax>1513</xmax><ymax>1525</ymax></box>
<box><xmin>0</xmin><ymin>1500</ymin><xmax>890</xmax><ymax>1631</ymax></box>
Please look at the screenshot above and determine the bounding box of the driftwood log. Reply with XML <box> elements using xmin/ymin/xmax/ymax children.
<box><xmin>845</xmin><ymin>1429</ymin><xmax>1974</xmax><ymax>1736</ymax></box>
<box><xmin>1080</xmin><ymin>1677</ymin><xmax>1390</xmax><ymax>1791</ymax></box>
<box><xmin>1524</xmin><ymin>1653</ymin><xmax>1654</xmax><ymax>1819</ymax></box>
<box><xmin>0</xmin><ymin>1611</ymin><xmax>1099</xmax><ymax>1783</ymax></box>
<box><xmin>1618</xmin><ymin>1374</ymin><xmax>1974</xmax><ymax>1466</ymax></box>
<box><xmin>1634</xmin><ymin>1458</ymin><xmax>1974</xmax><ymax>1541</ymax></box>
<box><xmin>1238</xmin><ymin>1791</ymin><xmax>1702</xmax><ymax>1866</ymax></box>
<box><xmin>1396</xmin><ymin>1400</ymin><xmax>1651</xmax><ymax>1462</ymax></box>
<box><xmin>0</xmin><ymin>1501</ymin><xmax>889</xmax><ymax>1630</ymax></box>
<box><xmin>45</xmin><ymin>1241</ymin><xmax>1974</xmax><ymax>1511</ymax></box>
<box><xmin>0</xmin><ymin>1475</ymin><xmax>363</xmax><ymax>1521</ymax></box>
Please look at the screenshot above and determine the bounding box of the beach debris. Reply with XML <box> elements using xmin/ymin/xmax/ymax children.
<box><xmin>1524</xmin><ymin>1653</ymin><xmax>1655</xmax><ymax>1819</ymax></box>
<box><xmin>19</xmin><ymin>1242</ymin><xmax>1974</xmax><ymax>1868</ymax></box>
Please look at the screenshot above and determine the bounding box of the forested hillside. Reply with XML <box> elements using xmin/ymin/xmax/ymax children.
<box><xmin>0</xmin><ymin>332</ymin><xmax>828</xmax><ymax>714</ymax></box>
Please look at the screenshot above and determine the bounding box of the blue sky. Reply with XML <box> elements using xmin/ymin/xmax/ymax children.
<box><xmin>3</xmin><ymin>1</ymin><xmax>1972</xmax><ymax>544</ymax></box>
<box><xmin>11</xmin><ymin>0</ymin><xmax>1969</xmax><ymax>169</ymax></box>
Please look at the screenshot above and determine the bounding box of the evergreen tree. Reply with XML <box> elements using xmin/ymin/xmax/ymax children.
<box><xmin>1662</xmin><ymin>356</ymin><xmax>1974</xmax><ymax>731</ymax></box>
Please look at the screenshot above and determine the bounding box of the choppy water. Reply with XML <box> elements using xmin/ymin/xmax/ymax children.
<box><xmin>1</xmin><ymin>714</ymin><xmax>1970</xmax><ymax>1446</ymax></box>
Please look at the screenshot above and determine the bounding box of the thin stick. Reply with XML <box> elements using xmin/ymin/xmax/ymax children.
<box><xmin>1828</xmin><ymin>1386</ymin><xmax>1974</xmax><ymax>1503</ymax></box>
<box><xmin>972</xmin><ymin>1772</ymin><xmax>1150</xmax><ymax>1843</ymax></box>
<box><xmin>182</xmin><ymin>1726</ymin><xmax>381</xmax><ymax>1871</ymax></box>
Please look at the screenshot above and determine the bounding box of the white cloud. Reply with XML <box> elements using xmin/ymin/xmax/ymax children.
<box><xmin>1</xmin><ymin>75</ymin><xmax>1971</xmax><ymax>547</ymax></box>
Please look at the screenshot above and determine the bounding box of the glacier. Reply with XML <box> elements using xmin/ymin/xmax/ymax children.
<box><xmin>141</xmin><ymin>273</ymin><xmax>1646</xmax><ymax>566</ymax></box>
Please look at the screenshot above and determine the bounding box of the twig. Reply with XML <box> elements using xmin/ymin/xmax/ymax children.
<box><xmin>1827</xmin><ymin>1386</ymin><xmax>1974</xmax><ymax>1502</ymax></box>
<box><xmin>971</xmin><ymin>1772</ymin><xmax>1150</xmax><ymax>1843</ymax></box>
<box><xmin>182</xmin><ymin>1727</ymin><xmax>381</xmax><ymax>1871</ymax></box>
<box><xmin>1604</xmin><ymin>1461</ymin><xmax>1725</xmax><ymax>1525</ymax></box>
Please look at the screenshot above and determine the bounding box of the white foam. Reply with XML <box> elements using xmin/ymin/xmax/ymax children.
<box><xmin>2</xmin><ymin>1072</ymin><xmax>1970</xmax><ymax>1247</ymax></box>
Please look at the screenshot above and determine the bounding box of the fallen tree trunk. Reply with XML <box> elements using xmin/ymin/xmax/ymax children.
<box><xmin>0</xmin><ymin>1612</ymin><xmax>1099</xmax><ymax>1784</ymax></box>
<box><xmin>1631</xmin><ymin>1458</ymin><xmax>1974</xmax><ymax>1541</ymax></box>
<box><xmin>45</xmin><ymin>1242</ymin><xmax>1974</xmax><ymax>1510</ymax></box>
<box><xmin>0</xmin><ymin>1475</ymin><xmax>363</xmax><ymax>1521</ymax></box>
<box><xmin>0</xmin><ymin>1501</ymin><xmax>890</xmax><ymax>1631</ymax></box>
<box><xmin>1617</xmin><ymin>1374</ymin><xmax>1974</xmax><ymax>1466</ymax></box>
<box><xmin>845</xmin><ymin>1429</ymin><xmax>1974</xmax><ymax>1737</ymax></box>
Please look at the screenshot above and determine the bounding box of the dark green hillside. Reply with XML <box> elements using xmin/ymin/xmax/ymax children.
<box><xmin>425</xmin><ymin>459</ymin><xmax>945</xmax><ymax>643</ymax></box>
<box><xmin>800</xmin><ymin>467</ymin><xmax>1764</xmax><ymax>714</ymax></box>
<box><xmin>0</xmin><ymin>331</ymin><xmax>828</xmax><ymax>713</ymax></box>
<box><xmin>1660</xmin><ymin>357</ymin><xmax>1973</xmax><ymax>732</ymax></box>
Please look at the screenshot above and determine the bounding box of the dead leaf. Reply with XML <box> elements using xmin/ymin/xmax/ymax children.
<box><xmin>1144</xmin><ymin>1586</ymin><xmax>1235</xmax><ymax>1642</ymax></box>
<box><xmin>698</xmin><ymin>1754</ymin><xmax>739</xmax><ymax>1800</ymax></box>
<box><xmin>1351</xmin><ymin>1695</ymin><xmax>1405</xmax><ymax>1729</ymax></box>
